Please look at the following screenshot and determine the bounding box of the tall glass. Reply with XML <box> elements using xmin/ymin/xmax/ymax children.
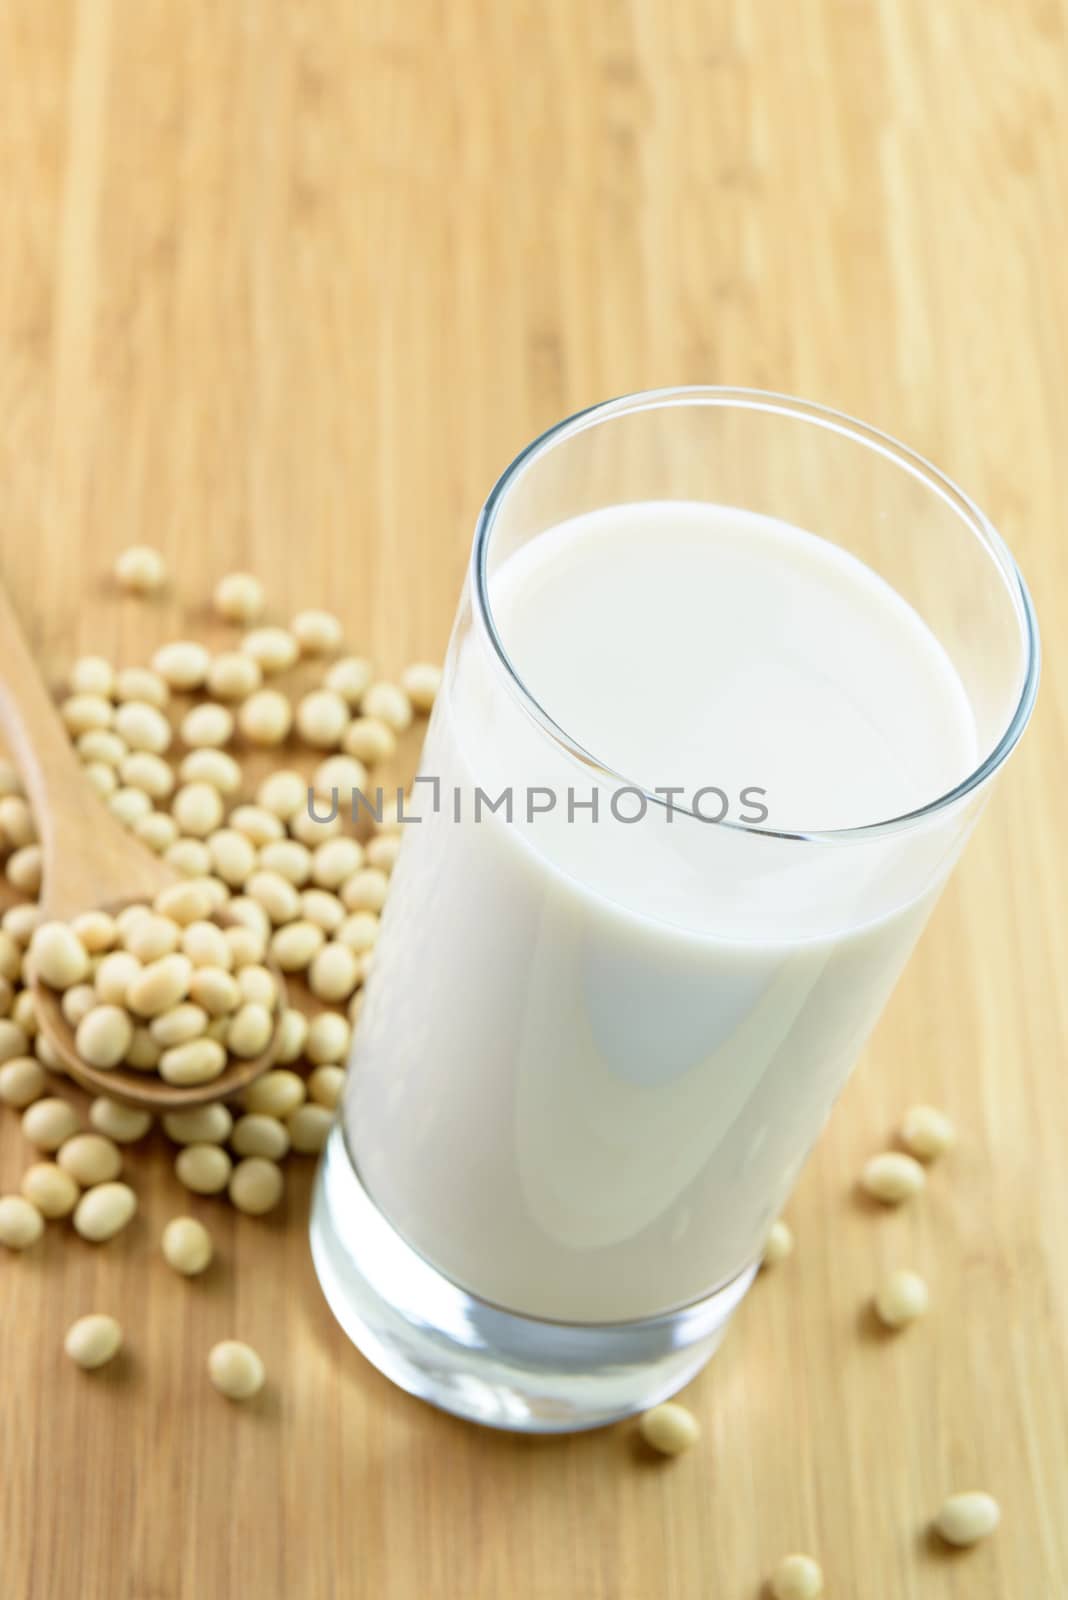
<box><xmin>310</xmin><ymin>389</ymin><xmax>1039</xmax><ymax>1431</ymax></box>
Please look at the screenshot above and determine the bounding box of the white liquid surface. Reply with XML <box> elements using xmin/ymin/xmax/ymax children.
<box><xmin>345</xmin><ymin>505</ymin><xmax>978</xmax><ymax>1322</ymax></box>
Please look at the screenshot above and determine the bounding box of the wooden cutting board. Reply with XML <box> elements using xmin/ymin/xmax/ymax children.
<box><xmin>1</xmin><ymin>2</ymin><xmax>1065</xmax><ymax>1596</ymax></box>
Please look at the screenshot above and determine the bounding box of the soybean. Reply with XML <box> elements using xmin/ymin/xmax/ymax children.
<box><xmin>65</xmin><ymin>1313</ymin><xmax>123</xmax><ymax>1369</ymax></box>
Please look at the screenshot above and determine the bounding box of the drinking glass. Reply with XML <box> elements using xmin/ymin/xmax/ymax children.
<box><xmin>310</xmin><ymin>388</ymin><xmax>1039</xmax><ymax>1431</ymax></box>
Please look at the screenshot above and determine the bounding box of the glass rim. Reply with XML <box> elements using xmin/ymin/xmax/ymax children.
<box><xmin>471</xmin><ymin>385</ymin><xmax>1041</xmax><ymax>844</ymax></box>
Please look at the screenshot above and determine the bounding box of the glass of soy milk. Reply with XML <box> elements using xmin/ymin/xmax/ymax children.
<box><xmin>310</xmin><ymin>388</ymin><xmax>1039</xmax><ymax>1431</ymax></box>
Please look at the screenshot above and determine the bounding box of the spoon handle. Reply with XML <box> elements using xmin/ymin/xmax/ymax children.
<box><xmin>0</xmin><ymin>579</ymin><xmax>164</xmax><ymax>918</ymax></box>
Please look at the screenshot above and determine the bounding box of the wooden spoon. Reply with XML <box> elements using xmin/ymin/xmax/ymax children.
<box><xmin>0</xmin><ymin>580</ymin><xmax>287</xmax><ymax>1110</ymax></box>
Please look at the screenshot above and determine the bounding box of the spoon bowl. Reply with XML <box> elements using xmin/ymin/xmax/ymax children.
<box><xmin>31</xmin><ymin>901</ymin><xmax>288</xmax><ymax>1111</ymax></box>
<box><xmin>0</xmin><ymin>577</ymin><xmax>288</xmax><ymax>1109</ymax></box>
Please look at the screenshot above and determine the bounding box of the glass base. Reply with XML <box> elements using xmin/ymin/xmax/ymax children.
<box><xmin>309</xmin><ymin>1124</ymin><xmax>758</xmax><ymax>1433</ymax></box>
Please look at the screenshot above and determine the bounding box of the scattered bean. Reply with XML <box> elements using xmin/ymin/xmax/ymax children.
<box><xmin>274</xmin><ymin>1008</ymin><xmax>308</xmax><ymax>1064</ymax></box>
<box><xmin>861</xmin><ymin>1151</ymin><xmax>926</xmax><ymax>1204</ymax></box>
<box><xmin>0</xmin><ymin>1194</ymin><xmax>44</xmax><ymax>1249</ymax></box>
<box><xmin>308</xmin><ymin>941</ymin><xmax>360</xmax><ymax>1002</ymax></box>
<box><xmin>179</xmin><ymin>747</ymin><xmax>242</xmax><ymax>793</ymax></box>
<box><xmin>115</xmin><ymin>545</ymin><xmax>167</xmax><ymax>593</ymax></box>
<box><xmin>23</xmin><ymin>1096</ymin><xmax>82</xmax><ymax>1151</ymax></box>
<box><xmin>236</xmin><ymin>965</ymin><xmax>277</xmax><ymax>1007</ymax></box>
<box><xmin>325</xmin><ymin>656</ymin><xmax>373</xmax><ymax>706</ymax></box>
<box><xmin>11</xmin><ymin>992</ymin><xmax>38</xmax><ymax>1035</ymax></box>
<box><xmin>7</xmin><ymin>845</ymin><xmax>43</xmax><ymax>895</ymax></box>
<box><xmin>338</xmin><ymin>911</ymin><xmax>378</xmax><ymax>954</ymax></box>
<box><xmin>226</xmin><ymin>897</ymin><xmax>272</xmax><ymax>942</ymax></box>
<box><xmin>301</xmin><ymin>888</ymin><xmax>345</xmax><ymax>933</ymax></box>
<box><xmin>259</xmin><ymin>839</ymin><xmax>312</xmax><ymax>886</ymax></box>
<box><xmin>256</xmin><ymin>769</ymin><xmax>307</xmax><ymax>820</ymax></box>
<box><xmin>769</xmin><ymin>1554</ymin><xmax>824</xmax><ymax>1600</ymax></box>
<box><xmin>307</xmin><ymin>1064</ymin><xmax>345</xmax><ymax>1109</ymax></box>
<box><xmin>400</xmin><ymin>661</ymin><xmax>441</xmax><ymax>712</ymax></box>
<box><xmin>934</xmin><ymin>1491</ymin><xmax>1000</xmax><ymax>1547</ymax></box>
<box><xmin>312</xmin><ymin>836</ymin><xmax>364</xmax><ymax>891</ymax></box>
<box><xmin>175</xmin><ymin>1143</ymin><xmax>232</xmax><ymax>1194</ymax></box>
<box><xmin>65</xmin><ymin>1313</ymin><xmax>123</xmax><ymax>1369</ymax></box>
<box><xmin>361</xmin><ymin>681</ymin><xmax>412</xmax><ymax>732</ymax></box>
<box><xmin>58</xmin><ymin>1133</ymin><xmax>122</xmax><ymax>1186</ymax></box>
<box><xmin>114</xmin><ymin>666</ymin><xmax>170</xmax><ymax>708</ymax></box>
<box><xmin>244</xmin><ymin>1070</ymin><xmax>304</xmax><ymax>1118</ymax></box>
<box><xmin>340</xmin><ymin>867</ymin><xmax>389</xmax><ymax>914</ymax></box>
<box><xmin>207</xmin><ymin>650</ymin><xmax>263</xmax><ymax>701</ymax></box>
<box><xmin>247</xmin><ymin>870</ymin><xmax>301</xmax><ymax>926</ymax></box>
<box><xmin>162</xmin><ymin>1215</ymin><xmax>214</xmax><ymax>1275</ymax></box>
<box><xmin>638</xmin><ymin>1402</ymin><xmax>700</xmax><ymax>1455</ymax></box>
<box><xmin>214</xmin><ymin>572</ymin><xmax>265</xmax><ymax>624</ymax></box>
<box><xmin>342</xmin><ymin>715</ymin><xmax>396</xmax><ymax>765</ymax></box>
<box><xmin>312</xmin><ymin>755</ymin><xmax>368</xmax><ymax>806</ymax></box>
<box><xmin>0</xmin><ymin>1056</ymin><xmax>47</xmax><ymax>1107</ymax></box>
<box><xmin>900</xmin><ymin>1104</ymin><xmax>955</xmax><ymax>1161</ymax></box>
<box><xmin>292</xmin><ymin>609</ymin><xmax>343</xmax><ymax>655</ymax></box>
<box><xmin>73</xmin><ymin>1181</ymin><xmax>137</xmax><ymax>1242</ymax></box>
<box><xmin>152</xmin><ymin>640</ymin><xmax>212</xmax><ymax>691</ymax></box>
<box><xmin>761</xmin><ymin>1219</ymin><xmax>793</xmax><ymax>1267</ymax></box>
<box><xmin>181</xmin><ymin>702</ymin><xmax>234</xmax><ymax>749</ymax></box>
<box><xmin>873</xmin><ymin>1269</ymin><xmax>929</xmax><ymax>1329</ymax></box>
<box><xmin>156</xmin><ymin>881</ymin><xmax>215</xmax><ymax>924</ymax></box>
<box><xmin>119</xmin><ymin>750</ymin><xmax>175</xmax><ymax>799</ymax></box>
<box><xmin>114</xmin><ymin>700</ymin><xmax>171</xmax><ymax>755</ymax></box>
<box><xmin>241</xmin><ymin>626</ymin><xmax>298</xmax><ymax>674</ymax></box>
<box><xmin>163</xmin><ymin>1103</ymin><xmax>233</xmax><ymax>1145</ymax></box>
<box><xmin>270</xmin><ymin>920</ymin><xmax>325</xmax><ymax>973</ymax></box>
<box><xmin>224</xmin><ymin>922</ymin><xmax>265</xmax><ymax>964</ymax></box>
<box><xmin>231</xmin><ymin>1113</ymin><xmax>290</xmax><ymax>1161</ymax></box>
<box><xmin>229</xmin><ymin>1156</ymin><xmax>284</xmax><ymax>1215</ymax></box>
<box><xmin>77</xmin><ymin>729</ymin><xmax>127</xmax><ymax>768</ymax></box>
<box><xmin>0</xmin><ymin>1020</ymin><xmax>31</xmax><ymax>1063</ymax></box>
<box><xmin>109</xmin><ymin>786</ymin><xmax>154</xmax><ymax>826</ymax></box>
<box><xmin>1</xmin><ymin>933</ymin><xmax>29</xmax><ymax>984</ymax></box>
<box><xmin>229</xmin><ymin>804</ymin><xmax>285</xmax><ymax>845</ymax></box>
<box><xmin>84</xmin><ymin>763</ymin><xmax>116</xmax><ymax>797</ymax></box>
<box><xmin>208</xmin><ymin>1339</ymin><xmax>265</xmax><ymax>1400</ymax></box>
<box><xmin>0</xmin><ymin>795</ymin><xmax>36</xmax><ymax>848</ymax></box>
<box><xmin>239</xmin><ymin>689</ymin><xmax>293</xmax><ymax>745</ymax></box>
<box><xmin>287</xmin><ymin>1103</ymin><xmax>332</xmax><ymax>1153</ymax></box>
<box><xmin>205</xmin><ymin>829</ymin><xmax>256</xmax><ymax>889</ymax></box>
<box><xmin>289</xmin><ymin>807</ymin><xmax>342</xmax><ymax>845</ymax></box>
<box><xmin>365</xmin><ymin>834</ymin><xmax>401</xmax><ymax>873</ymax></box>
<box><xmin>172</xmin><ymin>781</ymin><xmax>225</xmax><ymax>838</ymax></box>
<box><xmin>227</xmin><ymin>1003</ymin><xmax>274</xmax><ymax>1059</ymax></box>
<box><xmin>89</xmin><ymin>1097</ymin><xmax>152</xmax><ymax>1143</ymax></box>
<box><xmin>296</xmin><ymin>689</ymin><xmax>349</xmax><ymax>748</ymax></box>
<box><xmin>305</xmin><ymin>1012</ymin><xmax>351</xmax><ymax>1066</ymax></box>
<box><xmin>70</xmin><ymin>655</ymin><xmax>116</xmax><ymax>697</ymax></box>
<box><xmin>4</xmin><ymin>904</ymin><xmax>43</xmax><ymax>944</ymax></box>
<box><xmin>61</xmin><ymin>694</ymin><xmax>114</xmax><ymax>736</ymax></box>
<box><xmin>22</xmin><ymin>1161</ymin><xmax>81</xmax><ymax>1218</ymax></box>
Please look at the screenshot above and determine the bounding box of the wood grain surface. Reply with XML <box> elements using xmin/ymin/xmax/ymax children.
<box><xmin>1</xmin><ymin>3</ymin><xmax>1066</xmax><ymax>1597</ymax></box>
